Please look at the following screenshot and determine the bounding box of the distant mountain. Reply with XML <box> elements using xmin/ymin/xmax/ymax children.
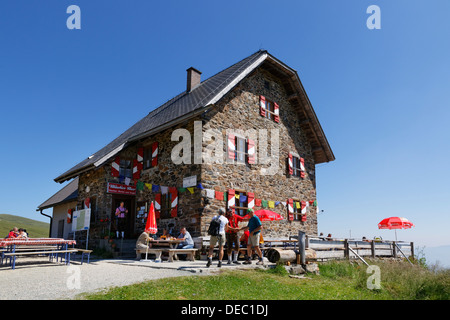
<box><xmin>423</xmin><ymin>245</ymin><xmax>450</xmax><ymax>269</ymax></box>
<box><xmin>0</xmin><ymin>214</ymin><xmax>50</xmax><ymax>238</ymax></box>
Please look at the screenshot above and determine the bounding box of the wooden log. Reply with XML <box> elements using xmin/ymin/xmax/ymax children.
<box><xmin>267</xmin><ymin>248</ymin><xmax>316</xmax><ymax>263</ymax></box>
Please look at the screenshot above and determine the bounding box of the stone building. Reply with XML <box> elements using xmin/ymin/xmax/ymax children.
<box><xmin>45</xmin><ymin>50</ymin><xmax>335</xmax><ymax>246</ymax></box>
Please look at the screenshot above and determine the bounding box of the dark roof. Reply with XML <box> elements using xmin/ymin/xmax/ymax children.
<box><xmin>38</xmin><ymin>177</ymin><xmax>79</xmax><ymax>210</ymax></box>
<box><xmin>54</xmin><ymin>50</ymin><xmax>334</xmax><ymax>183</ymax></box>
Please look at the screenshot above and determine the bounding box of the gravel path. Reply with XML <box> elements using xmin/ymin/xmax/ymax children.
<box><xmin>0</xmin><ymin>256</ymin><xmax>271</xmax><ymax>300</ymax></box>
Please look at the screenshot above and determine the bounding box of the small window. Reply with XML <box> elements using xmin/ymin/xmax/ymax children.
<box><xmin>143</xmin><ymin>146</ymin><xmax>156</xmax><ymax>170</ymax></box>
<box><xmin>230</xmin><ymin>191</ymin><xmax>249</xmax><ymax>217</ymax></box>
<box><xmin>119</xmin><ymin>159</ymin><xmax>132</xmax><ymax>179</ymax></box>
<box><xmin>293</xmin><ymin>200</ymin><xmax>301</xmax><ymax>221</ymax></box>
<box><xmin>292</xmin><ymin>156</ymin><xmax>303</xmax><ymax>177</ymax></box>
<box><xmin>235</xmin><ymin>137</ymin><xmax>247</xmax><ymax>164</ymax></box>
<box><xmin>160</xmin><ymin>193</ymin><xmax>173</xmax><ymax>219</ymax></box>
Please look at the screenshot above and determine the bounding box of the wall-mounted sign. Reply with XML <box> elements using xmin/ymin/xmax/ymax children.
<box><xmin>183</xmin><ymin>175</ymin><xmax>197</xmax><ymax>188</ymax></box>
<box><xmin>72</xmin><ymin>208</ymin><xmax>91</xmax><ymax>232</ymax></box>
<box><xmin>107</xmin><ymin>182</ymin><xmax>136</xmax><ymax>195</ymax></box>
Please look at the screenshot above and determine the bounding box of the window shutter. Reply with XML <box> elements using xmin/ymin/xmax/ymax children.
<box><xmin>300</xmin><ymin>157</ymin><xmax>305</xmax><ymax>178</ymax></box>
<box><xmin>274</xmin><ymin>102</ymin><xmax>280</xmax><ymax>123</ymax></box>
<box><xmin>137</xmin><ymin>147</ymin><xmax>144</xmax><ymax>163</ymax></box>
<box><xmin>287</xmin><ymin>199</ymin><xmax>294</xmax><ymax>221</ymax></box>
<box><xmin>247</xmin><ymin>139</ymin><xmax>255</xmax><ymax>164</ymax></box>
<box><xmin>154</xmin><ymin>194</ymin><xmax>161</xmax><ymax>219</ymax></box>
<box><xmin>67</xmin><ymin>209</ymin><xmax>73</xmax><ymax>224</ymax></box>
<box><xmin>111</xmin><ymin>156</ymin><xmax>120</xmax><ymax>177</ymax></box>
<box><xmin>228</xmin><ymin>189</ymin><xmax>235</xmax><ymax>213</ymax></box>
<box><xmin>227</xmin><ymin>134</ymin><xmax>236</xmax><ymax>160</ymax></box>
<box><xmin>151</xmin><ymin>142</ymin><xmax>158</xmax><ymax>167</ymax></box>
<box><xmin>259</xmin><ymin>95</ymin><xmax>266</xmax><ymax>117</ymax></box>
<box><xmin>170</xmin><ymin>189</ymin><xmax>178</xmax><ymax>218</ymax></box>
<box><xmin>247</xmin><ymin>192</ymin><xmax>255</xmax><ymax>209</ymax></box>
<box><xmin>132</xmin><ymin>159</ymin><xmax>141</xmax><ymax>180</ymax></box>
<box><xmin>301</xmin><ymin>201</ymin><xmax>308</xmax><ymax>221</ymax></box>
<box><xmin>84</xmin><ymin>198</ymin><xmax>90</xmax><ymax>209</ymax></box>
<box><xmin>288</xmin><ymin>153</ymin><xmax>293</xmax><ymax>176</ymax></box>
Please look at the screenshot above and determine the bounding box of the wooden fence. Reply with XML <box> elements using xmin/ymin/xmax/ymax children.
<box><xmin>296</xmin><ymin>233</ymin><xmax>415</xmax><ymax>264</ymax></box>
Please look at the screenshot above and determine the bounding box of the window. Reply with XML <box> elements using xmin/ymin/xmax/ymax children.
<box><xmin>235</xmin><ymin>137</ymin><xmax>247</xmax><ymax>164</ymax></box>
<box><xmin>143</xmin><ymin>145</ymin><xmax>157</xmax><ymax>170</ymax></box>
<box><xmin>119</xmin><ymin>159</ymin><xmax>132</xmax><ymax>179</ymax></box>
<box><xmin>292</xmin><ymin>156</ymin><xmax>301</xmax><ymax>177</ymax></box>
<box><xmin>293</xmin><ymin>200</ymin><xmax>301</xmax><ymax>221</ymax></box>
<box><xmin>260</xmin><ymin>96</ymin><xmax>279</xmax><ymax>123</ymax></box>
<box><xmin>160</xmin><ymin>193</ymin><xmax>172</xmax><ymax>219</ymax></box>
<box><xmin>231</xmin><ymin>191</ymin><xmax>249</xmax><ymax>217</ymax></box>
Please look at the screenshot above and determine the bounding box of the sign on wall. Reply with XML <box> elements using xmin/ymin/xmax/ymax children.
<box><xmin>107</xmin><ymin>182</ymin><xmax>136</xmax><ymax>195</ymax></box>
<box><xmin>72</xmin><ymin>208</ymin><xmax>91</xmax><ymax>232</ymax></box>
<box><xmin>183</xmin><ymin>175</ymin><xmax>197</xmax><ymax>188</ymax></box>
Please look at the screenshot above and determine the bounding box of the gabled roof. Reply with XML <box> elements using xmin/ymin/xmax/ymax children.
<box><xmin>54</xmin><ymin>50</ymin><xmax>334</xmax><ymax>183</ymax></box>
<box><xmin>38</xmin><ymin>177</ymin><xmax>78</xmax><ymax>210</ymax></box>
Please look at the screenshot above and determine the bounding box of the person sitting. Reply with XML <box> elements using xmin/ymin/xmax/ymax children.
<box><xmin>177</xmin><ymin>227</ymin><xmax>194</xmax><ymax>249</ymax></box>
<box><xmin>135</xmin><ymin>231</ymin><xmax>153</xmax><ymax>259</ymax></box>
<box><xmin>7</xmin><ymin>227</ymin><xmax>18</xmax><ymax>238</ymax></box>
<box><xmin>17</xmin><ymin>228</ymin><xmax>28</xmax><ymax>239</ymax></box>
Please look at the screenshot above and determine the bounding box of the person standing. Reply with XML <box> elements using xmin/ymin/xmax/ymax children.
<box><xmin>225</xmin><ymin>208</ymin><xmax>246</xmax><ymax>264</ymax></box>
<box><xmin>206</xmin><ymin>208</ymin><xmax>238</xmax><ymax>268</ymax></box>
<box><xmin>240</xmin><ymin>209</ymin><xmax>264</xmax><ymax>265</ymax></box>
<box><xmin>115</xmin><ymin>202</ymin><xmax>128</xmax><ymax>238</ymax></box>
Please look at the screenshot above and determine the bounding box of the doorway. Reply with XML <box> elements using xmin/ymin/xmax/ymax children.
<box><xmin>111</xmin><ymin>195</ymin><xmax>136</xmax><ymax>239</ymax></box>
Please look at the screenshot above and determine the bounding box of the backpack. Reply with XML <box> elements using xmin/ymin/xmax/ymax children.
<box><xmin>207</xmin><ymin>216</ymin><xmax>221</xmax><ymax>236</ymax></box>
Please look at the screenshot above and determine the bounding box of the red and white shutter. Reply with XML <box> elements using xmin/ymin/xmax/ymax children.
<box><xmin>170</xmin><ymin>189</ymin><xmax>178</xmax><ymax>218</ymax></box>
<box><xmin>154</xmin><ymin>194</ymin><xmax>161</xmax><ymax>219</ymax></box>
<box><xmin>151</xmin><ymin>142</ymin><xmax>158</xmax><ymax>167</ymax></box>
<box><xmin>288</xmin><ymin>153</ymin><xmax>293</xmax><ymax>176</ymax></box>
<box><xmin>137</xmin><ymin>147</ymin><xmax>144</xmax><ymax>163</ymax></box>
<box><xmin>111</xmin><ymin>156</ymin><xmax>120</xmax><ymax>177</ymax></box>
<box><xmin>274</xmin><ymin>102</ymin><xmax>280</xmax><ymax>123</ymax></box>
<box><xmin>247</xmin><ymin>192</ymin><xmax>255</xmax><ymax>209</ymax></box>
<box><xmin>227</xmin><ymin>134</ymin><xmax>236</xmax><ymax>160</ymax></box>
<box><xmin>259</xmin><ymin>95</ymin><xmax>266</xmax><ymax>117</ymax></box>
<box><xmin>287</xmin><ymin>199</ymin><xmax>294</xmax><ymax>221</ymax></box>
<box><xmin>67</xmin><ymin>209</ymin><xmax>73</xmax><ymax>224</ymax></box>
<box><xmin>247</xmin><ymin>139</ymin><xmax>255</xmax><ymax>164</ymax></box>
<box><xmin>132</xmin><ymin>159</ymin><xmax>141</xmax><ymax>180</ymax></box>
<box><xmin>301</xmin><ymin>200</ymin><xmax>308</xmax><ymax>222</ymax></box>
<box><xmin>228</xmin><ymin>189</ymin><xmax>235</xmax><ymax>213</ymax></box>
<box><xmin>300</xmin><ymin>157</ymin><xmax>305</xmax><ymax>178</ymax></box>
<box><xmin>84</xmin><ymin>198</ymin><xmax>90</xmax><ymax>209</ymax></box>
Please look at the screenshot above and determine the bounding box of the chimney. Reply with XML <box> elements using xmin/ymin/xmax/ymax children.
<box><xmin>186</xmin><ymin>67</ymin><xmax>202</xmax><ymax>92</ymax></box>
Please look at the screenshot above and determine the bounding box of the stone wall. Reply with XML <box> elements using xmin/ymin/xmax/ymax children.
<box><xmin>200</xmin><ymin>68</ymin><xmax>318</xmax><ymax>238</ymax></box>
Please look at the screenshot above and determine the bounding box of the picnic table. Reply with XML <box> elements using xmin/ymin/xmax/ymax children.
<box><xmin>0</xmin><ymin>238</ymin><xmax>77</xmax><ymax>270</ymax></box>
<box><xmin>136</xmin><ymin>239</ymin><xmax>198</xmax><ymax>262</ymax></box>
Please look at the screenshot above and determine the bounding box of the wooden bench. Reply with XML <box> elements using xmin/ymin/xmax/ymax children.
<box><xmin>135</xmin><ymin>248</ymin><xmax>163</xmax><ymax>260</ymax></box>
<box><xmin>76</xmin><ymin>249</ymin><xmax>93</xmax><ymax>264</ymax></box>
<box><xmin>167</xmin><ymin>249</ymin><xmax>198</xmax><ymax>262</ymax></box>
<box><xmin>3</xmin><ymin>249</ymin><xmax>79</xmax><ymax>269</ymax></box>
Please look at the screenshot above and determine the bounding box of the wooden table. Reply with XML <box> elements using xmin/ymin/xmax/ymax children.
<box><xmin>0</xmin><ymin>238</ymin><xmax>77</xmax><ymax>270</ymax></box>
<box><xmin>149</xmin><ymin>239</ymin><xmax>183</xmax><ymax>249</ymax></box>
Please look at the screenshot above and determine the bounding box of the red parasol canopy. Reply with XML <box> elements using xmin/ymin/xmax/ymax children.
<box><xmin>243</xmin><ymin>209</ymin><xmax>284</xmax><ymax>221</ymax></box>
<box><xmin>378</xmin><ymin>217</ymin><xmax>415</xmax><ymax>230</ymax></box>
<box><xmin>145</xmin><ymin>202</ymin><xmax>158</xmax><ymax>234</ymax></box>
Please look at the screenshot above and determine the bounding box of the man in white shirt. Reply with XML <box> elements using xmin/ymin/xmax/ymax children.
<box><xmin>206</xmin><ymin>208</ymin><xmax>238</xmax><ymax>268</ymax></box>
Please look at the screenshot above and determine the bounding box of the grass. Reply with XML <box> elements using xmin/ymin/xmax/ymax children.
<box><xmin>0</xmin><ymin>214</ymin><xmax>49</xmax><ymax>238</ymax></box>
<box><xmin>79</xmin><ymin>260</ymin><xmax>450</xmax><ymax>300</ymax></box>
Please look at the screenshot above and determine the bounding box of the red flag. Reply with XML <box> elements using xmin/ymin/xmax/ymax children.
<box><xmin>145</xmin><ymin>202</ymin><xmax>158</xmax><ymax>234</ymax></box>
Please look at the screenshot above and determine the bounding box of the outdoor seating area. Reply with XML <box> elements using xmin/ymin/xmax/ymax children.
<box><xmin>0</xmin><ymin>238</ymin><xmax>78</xmax><ymax>270</ymax></box>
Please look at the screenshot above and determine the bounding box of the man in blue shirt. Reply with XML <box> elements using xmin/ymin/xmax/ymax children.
<box><xmin>177</xmin><ymin>227</ymin><xmax>194</xmax><ymax>249</ymax></box>
<box><xmin>240</xmin><ymin>209</ymin><xmax>264</xmax><ymax>265</ymax></box>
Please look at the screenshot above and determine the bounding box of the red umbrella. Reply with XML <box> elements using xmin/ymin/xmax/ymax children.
<box><xmin>243</xmin><ymin>209</ymin><xmax>284</xmax><ymax>221</ymax></box>
<box><xmin>145</xmin><ymin>202</ymin><xmax>158</xmax><ymax>235</ymax></box>
<box><xmin>378</xmin><ymin>217</ymin><xmax>414</xmax><ymax>241</ymax></box>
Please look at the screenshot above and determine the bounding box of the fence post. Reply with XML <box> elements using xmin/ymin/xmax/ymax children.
<box><xmin>410</xmin><ymin>242</ymin><xmax>415</xmax><ymax>262</ymax></box>
<box><xmin>371</xmin><ymin>240</ymin><xmax>376</xmax><ymax>258</ymax></box>
<box><xmin>392</xmin><ymin>241</ymin><xmax>397</xmax><ymax>258</ymax></box>
<box><xmin>344</xmin><ymin>239</ymin><xmax>349</xmax><ymax>260</ymax></box>
<box><xmin>298</xmin><ymin>231</ymin><xmax>306</xmax><ymax>265</ymax></box>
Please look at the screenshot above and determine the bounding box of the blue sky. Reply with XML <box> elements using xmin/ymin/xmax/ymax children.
<box><xmin>0</xmin><ymin>1</ymin><xmax>449</xmax><ymax>252</ymax></box>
